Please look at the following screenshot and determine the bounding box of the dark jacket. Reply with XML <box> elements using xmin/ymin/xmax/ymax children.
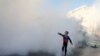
<box><xmin>58</xmin><ymin>33</ymin><xmax>73</xmax><ymax>44</ymax></box>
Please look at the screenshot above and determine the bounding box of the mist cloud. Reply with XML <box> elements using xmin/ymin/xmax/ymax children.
<box><xmin>67</xmin><ymin>3</ymin><xmax>100</xmax><ymax>38</ymax></box>
<box><xmin>0</xmin><ymin>0</ymin><xmax>75</xmax><ymax>55</ymax></box>
<box><xmin>0</xmin><ymin>0</ymin><xmax>98</xmax><ymax>56</ymax></box>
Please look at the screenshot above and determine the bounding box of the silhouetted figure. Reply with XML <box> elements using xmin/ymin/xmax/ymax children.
<box><xmin>58</xmin><ymin>31</ymin><xmax>73</xmax><ymax>56</ymax></box>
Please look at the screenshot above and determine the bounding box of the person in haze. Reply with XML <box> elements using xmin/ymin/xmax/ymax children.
<box><xmin>58</xmin><ymin>31</ymin><xmax>73</xmax><ymax>56</ymax></box>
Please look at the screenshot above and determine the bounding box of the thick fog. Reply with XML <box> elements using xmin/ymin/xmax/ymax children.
<box><xmin>67</xmin><ymin>1</ymin><xmax>100</xmax><ymax>56</ymax></box>
<box><xmin>67</xmin><ymin>2</ymin><xmax>100</xmax><ymax>42</ymax></box>
<box><xmin>0</xmin><ymin>0</ymin><xmax>80</xmax><ymax>55</ymax></box>
<box><xmin>0</xmin><ymin>0</ymin><xmax>100</xmax><ymax>56</ymax></box>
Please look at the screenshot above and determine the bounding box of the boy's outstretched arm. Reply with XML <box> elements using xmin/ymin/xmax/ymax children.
<box><xmin>58</xmin><ymin>32</ymin><xmax>64</xmax><ymax>36</ymax></box>
<box><xmin>68</xmin><ymin>37</ymin><xmax>73</xmax><ymax>45</ymax></box>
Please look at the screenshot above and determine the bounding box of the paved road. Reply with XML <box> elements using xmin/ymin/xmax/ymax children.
<box><xmin>81</xmin><ymin>47</ymin><xmax>100</xmax><ymax>56</ymax></box>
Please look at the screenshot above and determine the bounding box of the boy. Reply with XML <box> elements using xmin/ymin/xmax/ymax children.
<box><xmin>58</xmin><ymin>31</ymin><xmax>73</xmax><ymax>56</ymax></box>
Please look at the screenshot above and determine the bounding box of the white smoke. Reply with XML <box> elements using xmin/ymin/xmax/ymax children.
<box><xmin>67</xmin><ymin>4</ymin><xmax>100</xmax><ymax>41</ymax></box>
<box><xmin>66</xmin><ymin>1</ymin><xmax>100</xmax><ymax>56</ymax></box>
<box><xmin>0</xmin><ymin>0</ymin><xmax>99</xmax><ymax>56</ymax></box>
<box><xmin>0</xmin><ymin>0</ymin><xmax>77</xmax><ymax>55</ymax></box>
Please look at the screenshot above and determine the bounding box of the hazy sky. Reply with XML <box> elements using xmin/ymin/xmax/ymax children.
<box><xmin>48</xmin><ymin>0</ymin><xmax>94</xmax><ymax>12</ymax></box>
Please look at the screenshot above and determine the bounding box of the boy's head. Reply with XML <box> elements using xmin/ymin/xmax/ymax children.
<box><xmin>65</xmin><ymin>31</ymin><xmax>69</xmax><ymax>35</ymax></box>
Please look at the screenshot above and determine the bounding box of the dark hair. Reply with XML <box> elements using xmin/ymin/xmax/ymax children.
<box><xmin>65</xmin><ymin>31</ymin><xmax>69</xmax><ymax>34</ymax></box>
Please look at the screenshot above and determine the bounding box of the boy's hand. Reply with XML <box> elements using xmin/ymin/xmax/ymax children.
<box><xmin>70</xmin><ymin>42</ymin><xmax>73</xmax><ymax>45</ymax></box>
<box><xmin>58</xmin><ymin>32</ymin><xmax>61</xmax><ymax>35</ymax></box>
